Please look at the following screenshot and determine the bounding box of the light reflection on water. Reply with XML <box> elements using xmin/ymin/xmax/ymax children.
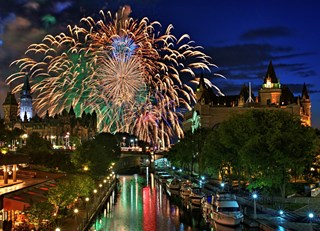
<box><xmin>90</xmin><ymin>174</ymin><xmax>243</xmax><ymax>231</ymax></box>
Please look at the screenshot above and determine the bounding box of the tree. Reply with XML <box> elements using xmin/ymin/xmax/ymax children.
<box><xmin>203</xmin><ymin>110</ymin><xmax>319</xmax><ymax>198</ymax></box>
<box><xmin>48</xmin><ymin>179</ymin><xmax>77</xmax><ymax>215</ymax></box>
<box><xmin>18</xmin><ymin>132</ymin><xmax>53</xmax><ymax>164</ymax></box>
<box><xmin>71</xmin><ymin>133</ymin><xmax>120</xmax><ymax>177</ymax></box>
<box><xmin>26</xmin><ymin>201</ymin><xmax>54</xmax><ymax>228</ymax></box>
<box><xmin>71</xmin><ymin>174</ymin><xmax>95</xmax><ymax>197</ymax></box>
<box><xmin>169</xmin><ymin>132</ymin><xmax>194</xmax><ymax>174</ymax></box>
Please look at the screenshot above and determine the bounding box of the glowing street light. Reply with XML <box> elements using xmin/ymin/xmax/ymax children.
<box><xmin>252</xmin><ymin>192</ymin><xmax>258</xmax><ymax>219</ymax></box>
<box><xmin>122</xmin><ymin>136</ymin><xmax>127</xmax><ymax>147</ymax></box>
<box><xmin>309</xmin><ymin>212</ymin><xmax>314</xmax><ymax>225</ymax></box>
<box><xmin>85</xmin><ymin>197</ymin><xmax>90</xmax><ymax>220</ymax></box>
<box><xmin>220</xmin><ymin>182</ymin><xmax>225</xmax><ymax>191</ymax></box>
<box><xmin>74</xmin><ymin>208</ymin><xmax>79</xmax><ymax>228</ymax></box>
<box><xmin>279</xmin><ymin>210</ymin><xmax>284</xmax><ymax>216</ymax></box>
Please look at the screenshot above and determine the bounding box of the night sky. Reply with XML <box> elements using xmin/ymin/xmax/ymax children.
<box><xmin>0</xmin><ymin>0</ymin><xmax>319</xmax><ymax>128</ymax></box>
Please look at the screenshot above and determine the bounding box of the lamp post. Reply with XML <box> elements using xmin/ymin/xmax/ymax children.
<box><xmin>74</xmin><ymin>208</ymin><xmax>79</xmax><ymax>230</ymax></box>
<box><xmin>279</xmin><ymin>209</ymin><xmax>284</xmax><ymax>217</ymax></box>
<box><xmin>220</xmin><ymin>182</ymin><xmax>225</xmax><ymax>191</ymax></box>
<box><xmin>85</xmin><ymin>197</ymin><xmax>90</xmax><ymax>221</ymax></box>
<box><xmin>122</xmin><ymin>136</ymin><xmax>126</xmax><ymax>147</ymax></box>
<box><xmin>252</xmin><ymin>193</ymin><xmax>258</xmax><ymax>219</ymax></box>
<box><xmin>93</xmin><ymin>189</ymin><xmax>98</xmax><ymax>205</ymax></box>
<box><xmin>308</xmin><ymin>212</ymin><xmax>314</xmax><ymax>225</ymax></box>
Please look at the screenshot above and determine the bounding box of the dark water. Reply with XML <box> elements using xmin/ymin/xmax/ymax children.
<box><xmin>89</xmin><ymin>174</ymin><xmax>244</xmax><ymax>231</ymax></box>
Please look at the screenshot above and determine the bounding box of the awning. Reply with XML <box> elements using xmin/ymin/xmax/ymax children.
<box><xmin>4</xmin><ymin>197</ymin><xmax>29</xmax><ymax>211</ymax></box>
<box><xmin>3</xmin><ymin>180</ymin><xmax>57</xmax><ymax>211</ymax></box>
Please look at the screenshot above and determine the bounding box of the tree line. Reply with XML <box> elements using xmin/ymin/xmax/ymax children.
<box><xmin>169</xmin><ymin>110</ymin><xmax>320</xmax><ymax>198</ymax></box>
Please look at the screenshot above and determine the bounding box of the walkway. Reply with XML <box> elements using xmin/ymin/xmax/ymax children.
<box><xmin>55</xmin><ymin>179</ymin><xmax>117</xmax><ymax>231</ymax></box>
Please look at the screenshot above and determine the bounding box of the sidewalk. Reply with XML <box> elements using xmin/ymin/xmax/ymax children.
<box><xmin>241</xmin><ymin>198</ymin><xmax>320</xmax><ymax>231</ymax></box>
<box><xmin>54</xmin><ymin>180</ymin><xmax>117</xmax><ymax>231</ymax></box>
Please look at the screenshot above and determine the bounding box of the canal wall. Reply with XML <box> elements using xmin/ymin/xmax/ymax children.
<box><xmin>81</xmin><ymin>179</ymin><xmax>118</xmax><ymax>231</ymax></box>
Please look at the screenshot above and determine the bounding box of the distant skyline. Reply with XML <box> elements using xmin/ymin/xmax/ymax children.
<box><xmin>0</xmin><ymin>0</ymin><xmax>319</xmax><ymax>128</ymax></box>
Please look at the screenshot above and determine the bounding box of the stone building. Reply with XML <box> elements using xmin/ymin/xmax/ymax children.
<box><xmin>183</xmin><ymin>61</ymin><xmax>311</xmax><ymax>131</ymax></box>
<box><xmin>2</xmin><ymin>74</ymin><xmax>97</xmax><ymax>148</ymax></box>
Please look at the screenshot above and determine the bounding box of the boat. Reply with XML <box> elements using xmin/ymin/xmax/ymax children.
<box><xmin>179</xmin><ymin>180</ymin><xmax>194</xmax><ymax>200</ymax></box>
<box><xmin>158</xmin><ymin>174</ymin><xmax>174</xmax><ymax>184</ymax></box>
<box><xmin>202</xmin><ymin>192</ymin><xmax>243</xmax><ymax>226</ymax></box>
<box><xmin>189</xmin><ymin>187</ymin><xmax>206</xmax><ymax>206</ymax></box>
<box><xmin>166</xmin><ymin>178</ymin><xmax>182</xmax><ymax>196</ymax></box>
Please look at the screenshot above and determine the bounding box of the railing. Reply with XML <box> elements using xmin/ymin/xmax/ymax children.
<box><xmin>78</xmin><ymin>179</ymin><xmax>117</xmax><ymax>231</ymax></box>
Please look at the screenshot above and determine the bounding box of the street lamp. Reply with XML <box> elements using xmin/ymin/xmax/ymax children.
<box><xmin>74</xmin><ymin>208</ymin><xmax>79</xmax><ymax>230</ymax></box>
<box><xmin>252</xmin><ymin>192</ymin><xmax>258</xmax><ymax>219</ymax></box>
<box><xmin>220</xmin><ymin>182</ymin><xmax>225</xmax><ymax>191</ymax></box>
<box><xmin>279</xmin><ymin>209</ymin><xmax>284</xmax><ymax>217</ymax></box>
<box><xmin>85</xmin><ymin>197</ymin><xmax>90</xmax><ymax>221</ymax></box>
<box><xmin>93</xmin><ymin>189</ymin><xmax>98</xmax><ymax>203</ymax></box>
<box><xmin>308</xmin><ymin>212</ymin><xmax>314</xmax><ymax>225</ymax></box>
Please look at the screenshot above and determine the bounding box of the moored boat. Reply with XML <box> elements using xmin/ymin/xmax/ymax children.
<box><xmin>202</xmin><ymin>192</ymin><xmax>243</xmax><ymax>226</ymax></box>
<box><xmin>166</xmin><ymin>178</ymin><xmax>182</xmax><ymax>196</ymax></box>
<box><xmin>179</xmin><ymin>180</ymin><xmax>194</xmax><ymax>200</ymax></box>
<box><xmin>189</xmin><ymin>187</ymin><xmax>206</xmax><ymax>206</ymax></box>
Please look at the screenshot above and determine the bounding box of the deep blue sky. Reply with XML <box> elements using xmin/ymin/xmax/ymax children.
<box><xmin>0</xmin><ymin>0</ymin><xmax>319</xmax><ymax>128</ymax></box>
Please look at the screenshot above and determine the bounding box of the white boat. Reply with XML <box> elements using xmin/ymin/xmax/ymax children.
<box><xmin>179</xmin><ymin>180</ymin><xmax>193</xmax><ymax>199</ymax></box>
<box><xmin>166</xmin><ymin>178</ymin><xmax>181</xmax><ymax>196</ymax></box>
<box><xmin>158</xmin><ymin>174</ymin><xmax>174</xmax><ymax>185</ymax></box>
<box><xmin>202</xmin><ymin>193</ymin><xmax>243</xmax><ymax>226</ymax></box>
<box><xmin>189</xmin><ymin>187</ymin><xmax>206</xmax><ymax>205</ymax></box>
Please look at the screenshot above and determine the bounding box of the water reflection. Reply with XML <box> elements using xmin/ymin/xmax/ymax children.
<box><xmin>90</xmin><ymin>174</ymin><xmax>244</xmax><ymax>231</ymax></box>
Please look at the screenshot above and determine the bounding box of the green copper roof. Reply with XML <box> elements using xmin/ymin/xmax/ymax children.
<box><xmin>3</xmin><ymin>92</ymin><xmax>18</xmax><ymax>106</ymax></box>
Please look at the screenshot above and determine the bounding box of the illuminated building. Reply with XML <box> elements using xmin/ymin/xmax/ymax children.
<box><xmin>1</xmin><ymin>75</ymin><xmax>97</xmax><ymax>147</ymax></box>
<box><xmin>184</xmin><ymin>61</ymin><xmax>311</xmax><ymax>130</ymax></box>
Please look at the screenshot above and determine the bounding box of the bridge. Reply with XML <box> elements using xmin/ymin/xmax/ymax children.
<box><xmin>113</xmin><ymin>147</ymin><xmax>167</xmax><ymax>174</ymax></box>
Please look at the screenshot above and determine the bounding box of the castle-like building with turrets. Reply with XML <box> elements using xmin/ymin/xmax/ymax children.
<box><xmin>2</xmin><ymin>74</ymin><xmax>97</xmax><ymax>148</ymax></box>
<box><xmin>183</xmin><ymin>61</ymin><xmax>311</xmax><ymax>131</ymax></box>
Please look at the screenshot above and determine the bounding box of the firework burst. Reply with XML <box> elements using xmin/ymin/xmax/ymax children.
<box><xmin>7</xmin><ymin>7</ymin><xmax>216</xmax><ymax>147</ymax></box>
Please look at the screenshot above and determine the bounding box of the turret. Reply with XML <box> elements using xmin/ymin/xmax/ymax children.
<box><xmin>259</xmin><ymin>61</ymin><xmax>282</xmax><ymax>105</ymax></box>
<box><xmin>195</xmin><ymin>73</ymin><xmax>215</xmax><ymax>105</ymax></box>
<box><xmin>3</xmin><ymin>91</ymin><xmax>18</xmax><ymax>124</ymax></box>
<box><xmin>20</xmin><ymin>73</ymin><xmax>33</xmax><ymax>121</ymax></box>
<box><xmin>300</xmin><ymin>83</ymin><xmax>311</xmax><ymax>126</ymax></box>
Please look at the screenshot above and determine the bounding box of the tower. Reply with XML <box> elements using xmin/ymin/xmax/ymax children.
<box><xmin>2</xmin><ymin>91</ymin><xmax>18</xmax><ymax>124</ymax></box>
<box><xmin>300</xmin><ymin>83</ymin><xmax>311</xmax><ymax>126</ymax></box>
<box><xmin>259</xmin><ymin>61</ymin><xmax>282</xmax><ymax>106</ymax></box>
<box><xmin>20</xmin><ymin>73</ymin><xmax>33</xmax><ymax>121</ymax></box>
<box><xmin>195</xmin><ymin>74</ymin><xmax>215</xmax><ymax>105</ymax></box>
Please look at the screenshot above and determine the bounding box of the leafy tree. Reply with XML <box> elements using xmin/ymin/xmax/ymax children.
<box><xmin>18</xmin><ymin>132</ymin><xmax>53</xmax><ymax>164</ymax></box>
<box><xmin>48</xmin><ymin>179</ymin><xmax>77</xmax><ymax>215</ymax></box>
<box><xmin>26</xmin><ymin>201</ymin><xmax>54</xmax><ymax>227</ymax></box>
<box><xmin>203</xmin><ymin>110</ymin><xmax>319</xmax><ymax>198</ymax></box>
<box><xmin>71</xmin><ymin>174</ymin><xmax>95</xmax><ymax>197</ymax></box>
<box><xmin>169</xmin><ymin>132</ymin><xmax>194</xmax><ymax>174</ymax></box>
<box><xmin>71</xmin><ymin>133</ymin><xmax>120</xmax><ymax>177</ymax></box>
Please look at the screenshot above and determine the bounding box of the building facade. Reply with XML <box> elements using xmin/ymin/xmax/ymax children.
<box><xmin>183</xmin><ymin>61</ymin><xmax>311</xmax><ymax>131</ymax></box>
<box><xmin>2</xmin><ymin>75</ymin><xmax>97</xmax><ymax>148</ymax></box>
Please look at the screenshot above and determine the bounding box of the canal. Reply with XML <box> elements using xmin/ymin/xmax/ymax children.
<box><xmin>89</xmin><ymin>174</ymin><xmax>245</xmax><ymax>231</ymax></box>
